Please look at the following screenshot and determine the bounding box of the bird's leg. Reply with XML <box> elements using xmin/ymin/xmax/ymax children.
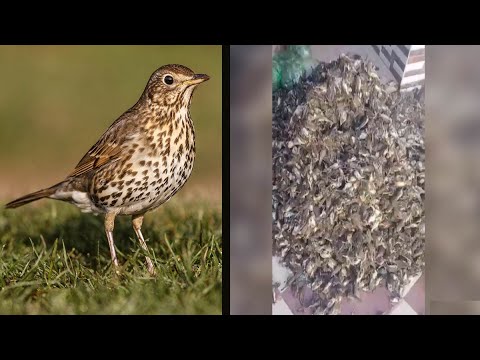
<box><xmin>132</xmin><ymin>214</ymin><xmax>156</xmax><ymax>275</ymax></box>
<box><xmin>104</xmin><ymin>212</ymin><xmax>120</xmax><ymax>271</ymax></box>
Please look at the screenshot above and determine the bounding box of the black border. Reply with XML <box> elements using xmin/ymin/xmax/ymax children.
<box><xmin>221</xmin><ymin>45</ymin><xmax>230</xmax><ymax>315</ymax></box>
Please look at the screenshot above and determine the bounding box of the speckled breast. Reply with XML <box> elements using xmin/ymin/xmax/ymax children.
<box><xmin>90</xmin><ymin>115</ymin><xmax>195</xmax><ymax>215</ymax></box>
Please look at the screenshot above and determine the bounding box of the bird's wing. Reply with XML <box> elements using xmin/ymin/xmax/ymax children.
<box><xmin>68</xmin><ymin>139</ymin><xmax>123</xmax><ymax>178</ymax></box>
<box><xmin>68</xmin><ymin>110</ymin><xmax>137</xmax><ymax>178</ymax></box>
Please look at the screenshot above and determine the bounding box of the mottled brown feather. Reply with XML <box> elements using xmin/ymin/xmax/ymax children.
<box><xmin>68</xmin><ymin>109</ymin><xmax>138</xmax><ymax>178</ymax></box>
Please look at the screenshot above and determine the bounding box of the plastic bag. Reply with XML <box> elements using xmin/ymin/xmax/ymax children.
<box><xmin>288</xmin><ymin>45</ymin><xmax>311</xmax><ymax>59</ymax></box>
<box><xmin>273</xmin><ymin>45</ymin><xmax>317</xmax><ymax>91</ymax></box>
<box><xmin>272</xmin><ymin>56</ymin><xmax>283</xmax><ymax>91</ymax></box>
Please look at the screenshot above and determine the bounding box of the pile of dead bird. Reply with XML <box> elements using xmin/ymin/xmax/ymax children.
<box><xmin>272</xmin><ymin>54</ymin><xmax>425</xmax><ymax>315</ymax></box>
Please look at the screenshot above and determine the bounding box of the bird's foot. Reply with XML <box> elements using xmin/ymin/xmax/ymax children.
<box><xmin>111</xmin><ymin>260</ymin><xmax>122</xmax><ymax>276</ymax></box>
<box><xmin>146</xmin><ymin>257</ymin><xmax>156</xmax><ymax>276</ymax></box>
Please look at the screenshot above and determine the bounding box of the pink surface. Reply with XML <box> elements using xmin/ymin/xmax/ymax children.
<box><xmin>404</xmin><ymin>274</ymin><xmax>425</xmax><ymax>314</ymax></box>
<box><xmin>273</xmin><ymin>274</ymin><xmax>425</xmax><ymax>315</ymax></box>
<box><xmin>281</xmin><ymin>287</ymin><xmax>314</xmax><ymax>315</ymax></box>
<box><xmin>340</xmin><ymin>286</ymin><xmax>392</xmax><ymax>315</ymax></box>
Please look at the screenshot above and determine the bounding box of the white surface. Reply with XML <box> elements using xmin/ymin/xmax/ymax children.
<box><xmin>401</xmin><ymin>85</ymin><xmax>423</xmax><ymax>92</ymax></box>
<box><xmin>272</xmin><ymin>256</ymin><xmax>292</xmax><ymax>290</ymax></box>
<box><xmin>272</xmin><ymin>298</ymin><xmax>294</xmax><ymax>315</ymax></box>
<box><xmin>410</xmin><ymin>45</ymin><xmax>425</xmax><ymax>51</ymax></box>
<box><xmin>404</xmin><ymin>61</ymin><xmax>425</xmax><ymax>72</ymax></box>
<box><xmin>402</xmin><ymin>73</ymin><xmax>425</xmax><ymax>85</ymax></box>
<box><xmin>401</xmin><ymin>273</ymin><xmax>423</xmax><ymax>298</ymax></box>
<box><xmin>389</xmin><ymin>300</ymin><xmax>418</xmax><ymax>315</ymax></box>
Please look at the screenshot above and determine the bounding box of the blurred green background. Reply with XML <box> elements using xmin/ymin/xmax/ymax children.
<box><xmin>0</xmin><ymin>45</ymin><xmax>222</xmax><ymax>204</ymax></box>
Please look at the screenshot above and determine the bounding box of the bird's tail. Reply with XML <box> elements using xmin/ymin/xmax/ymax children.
<box><xmin>5</xmin><ymin>182</ymin><xmax>63</xmax><ymax>209</ymax></box>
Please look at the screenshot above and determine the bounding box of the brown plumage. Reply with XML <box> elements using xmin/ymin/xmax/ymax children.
<box><xmin>5</xmin><ymin>64</ymin><xmax>209</xmax><ymax>275</ymax></box>
<box><xmin>5</xmin><ymin>183</ymin><xmax>61</xmax><ymax>208</ymax></box>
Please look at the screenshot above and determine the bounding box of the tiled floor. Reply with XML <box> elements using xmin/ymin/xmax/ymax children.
<box><xmin>272</xmin><ymin>297</ymin><xmax>294</xmax><ymax>315</ymax></box>
<box><xmin>273</xmin><ymin>274</ymin><xmax>425</xmax><ymax>315</ymax></box>
<box><xmin>272</xmin><ymin>258</ymin><xmax>425</xmax><ymax>315</ymax></box>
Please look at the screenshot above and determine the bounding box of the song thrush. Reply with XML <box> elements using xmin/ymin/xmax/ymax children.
<box><xmin>5</xmin><ymin>64</ymin><xmax>209</xmax><ymax>275</ymax></box>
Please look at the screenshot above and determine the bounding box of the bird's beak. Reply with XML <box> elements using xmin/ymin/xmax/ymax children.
<box><xmin>184</xmin><ymin>74</ymin><xmax>210</xmax><ymax>86</ymax></box>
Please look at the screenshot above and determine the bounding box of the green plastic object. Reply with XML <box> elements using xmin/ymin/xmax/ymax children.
<box><xmin>273</xmin><ymin>56</ymin><xmax>283</xmax><ymax>91</ymax></box>
<box><xmin>273</xmin><ymin>45</ymin><xmax>317</xmax><ymax>91</ymax></box>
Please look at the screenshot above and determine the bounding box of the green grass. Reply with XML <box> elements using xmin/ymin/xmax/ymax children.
<box><xmin>0</xmin><ymin>200</ymin><xmax>222</xmax><ymax>314</ymax></box>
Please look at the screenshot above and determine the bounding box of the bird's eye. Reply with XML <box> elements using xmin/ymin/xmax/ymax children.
<box><xmin>163</xmin><ymin>75</ymin><xmax>174</xmax><ymax>85</ymax></box>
